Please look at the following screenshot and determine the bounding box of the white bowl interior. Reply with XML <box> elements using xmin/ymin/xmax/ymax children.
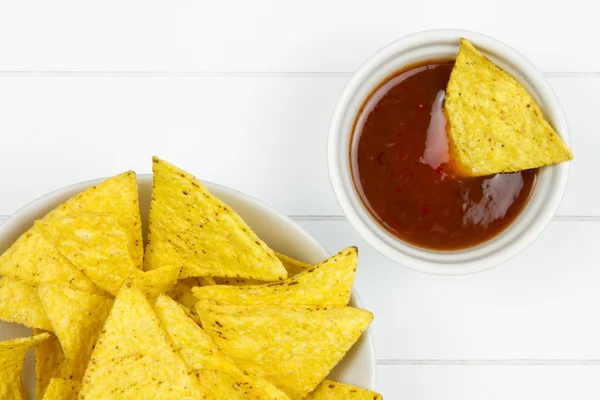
<box><xmin>329</xmin><ymin>29</ymin><xmax>570</xmax><ymax>275</ymax></box>
<box><xmin>0</xmin><ymin>175</ymin><xmax>376</xmax><ymax>396</ymax></box>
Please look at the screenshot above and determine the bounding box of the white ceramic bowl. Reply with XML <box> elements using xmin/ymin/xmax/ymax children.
<box><xmin>328</xmin><ymin>29</ymin><xmax>570</xmax><ymax>275</ymax></box>
<box><xmin>0</xmin><ymin>175</ymin><xmax>376</xmax><ymax>397</ymax></box>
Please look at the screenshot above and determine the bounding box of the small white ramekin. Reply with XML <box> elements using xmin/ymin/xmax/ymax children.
<box><xmin>328</xmin><ymin>29</ymin><xmax>570</xmax><ymax>275</ymax></box>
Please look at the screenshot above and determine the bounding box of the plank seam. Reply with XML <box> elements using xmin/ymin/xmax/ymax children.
<box><xmin>1</xmin><ymin>215</ymin><xmax>599</xmax><ymax>222</ymax></box>
<box><xmin>377</xmin><ymin>359</ymin><xmax>600</xmax><ymax>366</ymax></box>
<box><xmin>288</xmin><ymin>215</ymin><xmax>600</xmax><ymax>222</ymax></box>
<box><xmin>0</xmin><ymin>215</ymin><xmax>600</xmax><ymax>222</ymax></box>
<box><xmin>0</xmin><ymin>71</ymin><xmax>597</xmax><ymax>78</ymax></box>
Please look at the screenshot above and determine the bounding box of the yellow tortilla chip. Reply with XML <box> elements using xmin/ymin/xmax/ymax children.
<box><xmin>44</xmin><ymin>171</ymin><xmax>144</xmax><ymax>268</ymax></box>
<box><xmin>167</xmin><ymin>282</ymin><xmax>202</xmax><ymax>324</ymax></box>
<box><xmin>42</xmin><ymin>378</ymin><xmax>81</xmax><ymax>400</ymax></box>
<box><xmin>445</xmin><ymin>38</ymin><xmax>573</xmax><ymax>176</ymax></box>
<box><xmin>306</xmin><ymin>380</ymin><xmax>382</xmax><ymax>400</ymax></box>
<box><xmin>155</xmin><ymin>295</ymin><xmax>238</xmax><ymax>374</ymax></box>
<box><xmin>79</xmin><ymin>282</ymin><xmax>211</xmax><ymax>399</ymax></box>
<box><xmin>0</xmin><ymin>277</ymin><xmax>52</xmax><ymax>330</ymax></box>
<box><xmin>195</xmin><ymin>299</ymin><xmax>373</xmax><ymax>399</ymax></box>
<box><xmin>168</xmin><ymin>282</ymin><xmax>199</xmax><ymax>310</ymax></box>
<box><xmin>212</xmin><ymin>277</ymin><xmax>262</xmax><ymax>286</ymax></box>
<box><xmin>36</xmin><ymin>213</ymin><xmax>138</xmax><ymax>296</ymax></box>
<box><xmin>155</xmin><ymin>295</ymin><xmax>290</xmax><ymax>399</ymax></box>
<box><xmin>195</xmin><ymin>370</ymin><xmax>247</xmax><ymax>400</ymax></box>
<box><xmin>0</xmin><ymin>227</ymin><xmax>100</xmax><ymax>294</ymax></box>
<box><xmin>133</xmin><ymin>264</ymin><xmax>181</xmax><ymax>299</ymax></box>
<box><xmin>0</xmin><ymin>333</ymin><xmax>49</xmax><ymax>400</ymax></box>
<box><xmin>33</xmin><ymin>330</ymin><xmax>74</xmax><ymax>400</ymax></box>
<box><xmin>213</xmin><ymin>252</ymin><xmax>312</xmax><ymax>286</ymax></box>
<box><xmin>2</xmin><ymin>382</ymin><xmax>25</xmax><ymax>400</ymax></box>
<box><xmin>144</xmin><ymin>157</ymin><xmax>286</xmax><ymax>281</ymax></box>
<box><xmin>180</xmin><ymin>277</ymin><xmax>202</xmax><ymax>287</ymax></box>
<box><xmin>193</xmin><ymin>247</ymin><xmax>357</xmax><ymax>306</ymax></box>
<box><xmin>197</xmin><ymin>276</ymin><xmax>217</xmax><ymax>286</ymax></box>
<box><xmin>276</xmin><ymin>252</ymin><xmax>312</xmax><ymax>276</ymax></box>
<box><xmin>38</xmin><ymin>285</ymin><xmax>113</xmax><ymax>381</ymax></box>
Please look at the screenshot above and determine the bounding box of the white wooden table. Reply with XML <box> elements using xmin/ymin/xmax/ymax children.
<box><xmin>0</xmin><ymin>1</ymin><xmax>598</xmax><ymax>398</ymax></box>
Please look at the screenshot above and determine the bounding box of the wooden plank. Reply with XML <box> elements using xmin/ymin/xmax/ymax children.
<box><xmin>377</xmin><ymin>364</ymin><xmax>600</xmax><ymax>399</ymax></box>
<box><xmin>0</xmin><ymin>0</ymin><xmax>597</xmax><ymax>72</ymax></box>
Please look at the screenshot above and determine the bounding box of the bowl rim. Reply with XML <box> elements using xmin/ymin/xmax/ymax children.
<box><xmin>328</xmin><ymin>28</ymin><xmax>570</xmax><ymax>276</ymax></box>
<box><xmin>0</xmin><ymin>174</ymin><xmax>377</xmax><ymax>391</ymax></box>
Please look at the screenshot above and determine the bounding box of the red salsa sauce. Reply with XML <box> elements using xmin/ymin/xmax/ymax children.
<box><xmin>351</xmin><ymin>61</ymin><xmax>537</xmax><ymax>250</ymax></box>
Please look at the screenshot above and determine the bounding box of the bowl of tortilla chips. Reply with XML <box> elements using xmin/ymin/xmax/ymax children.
<box><xmin>328</xmin><ymin>29</ymin><xmax>572</xmax><ymax>275</ymax></box>
<box><xmin>0</xmin><ymin>157</ymin><xmax>379</xmax><ymax>399</ymax></box>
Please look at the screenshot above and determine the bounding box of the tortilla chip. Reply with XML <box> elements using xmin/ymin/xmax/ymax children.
<box><xmin>212</xmin><ymin>277</ymin><xmax>263</xmax><ymax>286</ymax></box>
<box><xmin>155</xmin><ymin>295</ymin><xmax>290</xmax><ymax>399</ymax></box>
<box><xmin>38</xmin><ymin>285</ymin><xmax>113</xmax><ymax>381</ymax></box>
<box><xmin>133</xmin><ymin>264</ymin><xmax>181</xmax><ymax>299</ymax></box>
<box><xmin>180</xmin><ymin>277</ymin><xmax>202</xmax><ymax>287</ymax></box>
<box><xmin>0</xmin><ymin>277</ymin><xmax>52</xmax><ymax>330</ymax></box>
<box><xmin>44</xmin><ymin>171</ymin><xmax>144</xmax><ymax>268</ymax></box>
<box><xmin>213</xmin><ymin>252</ymin><xmax>312</xmax><ymax>286</ymax></box>
<box><xmin>195</xmin><ymin>370</ymin><xmax>246</xmax><ymax>400</ymax></box>
<box><xmin>193</xmin><ymin>247</ymin><xmax>357</xmax><ymax>306</ymax></box>
<box><xmin>2</xmin><ymin>382</ymin><xmax>25</xmax><ymax>400</ymax></box>
<box><xmin>79</xmin><ymin>282</ymin><xmax>211</xmax><ymax>399</ymax></box>
<box><xmin>33</xmin><ymin>330</ymin><xmax>73</xmax><ymax>400</ymax></box>
<box><xmin>144</xmin><ymin>157</ymin><xmax>286</xmax><ymax>281</ymax></box>
<box><xmin>36</xmin><ymin>213</ymin><xmax>138</xmax><ymax>296</ymax></box>
<box><xmin>42</xmin><ymin>378</ymin><xmax>81</xmax><ymax>400</ymax></box>
<box><xmin>0</xmin><ymin>333</ymin><xmax>50</xmax><ymax>400</ymax></box>
<box><xmin>167</xmin><ymin>282</ymin><xmax>202</xmax><ymax>324</ymax></box>
<box><xmin>168</xmin><ymin>282</ymin><xmax>198</xmax><ymax>310</ymax></box>
<box><xmin>306</xmin><ymin>380</ymin><xmax>382</xmax><ymax>399</ymax></box>
<box><xmin>197</xmin><ymin>276</ymin><xmax>217</xmax><ymax>286</ymax></box>
<box><xmin>445</xmin><ymin>38</ymin><xmax>573</xmax><ymax>176</ymax></box>
<box><xmin>195</xmin><ymin>299</ymin><xmax>373</xmax><ymax>399</ymax></box>
<box><xmin>276</xmin><ymin>252</ymin><xmax>312</xmax><ymax>276</ymax></box>
<box><xmin>0</xmin><ymin>227</ymin><xmax>100</xmax><ymax>294</ymax></box>
<box><xmin>155</xmin><ymin>295</ymin><xmax>242</xmax><ymax>375</ymax></box>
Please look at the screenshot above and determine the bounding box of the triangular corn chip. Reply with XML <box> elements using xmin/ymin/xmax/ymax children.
<box><xmin>445</xmin><ymin>38</ymin><xmax>573</xmax><ymax>176</ymax></box>
<box><xmin>180</xmin><ymin>277</ymin><xmax>203</xmax><ymax>287</ymax></box>
<box><xmin>214</xmin><ymin>252</ymin><xmax>312</xmax><ymax>286</ymax></box>
<box><xmin>42</xmin><ymin>378</ymin><xmax>81</xmax><ymax>400</ymax></box>
<box><xmin>197</xmin><ymin>276</ymin><xmax>217</xmax><ymax>286</ymax></box>
<box><xmin>0</xmin><ymin>333</ymin><xmax>49</xmax><ymax>400</ymax></box>
<box><xmin>195</xmin><ymin>370</ymin><xmax>247</xmax><ymax>400</ymax></box>
<box><xmin>212</xmin><ymin>276</ymin><xmax>262</xmax><ymax>286</ymax></box>
<box><xmin>306</xmin><ymin>380</ymin><xmax>382</xmax><ymax>399</ymax></box>
<box><xmin>144</xmin><ymin>157</ymin><xmax>286</xmax><ymax>281</ymax></box>
<box><xmin>0</xmin><ymin>277</ymin><xmax>52</xmax><ymax>330</ymax></box>
<box><xmin>79</xmin><ymin>282</ymin><xmax>212</xmax><ymax>399</ymax></box>
<box><xmin>2</xmin><ymin>382</ymin><xmax>25</xmax><ymax>400</ymax></box>
<box><xmin>36</xmin><ymin>213</ymin><xmax>136</xmax><ymax>296</ymax></box>
<box><xmin>193</xmin><ymin>247</ymin><xmax>357</xmax><ymax>306</ymax></box>
<box><xmin>33</xmin><ymin>329</ymin><xmax>74</xmax><ymax>400</ymax></box>
<box><xmin>155</xmin><ymin>295</ymin><xmax>290</xmax><ymax>399</ymax></box>
<box><xmin>195</xmin><ymin>299</ymin><xmax>373</xmax><ymax>399</ymax></box>
<box><xmin>36</xmin><ymin>213</ymin><xmax>175</xmax><ymax>297</ymax></box>
<box><xmin>167</xmin><ymin>282</ymin><xmax>202</xmax><ymax>324</ymax></box>
<box><xmin>44</xmin><ymin>171</ymin><xmax>144</xmax><ymax>267</ymax></box>
<box><xmin>0</xmin><ymin>227</ymin><xmax>100</xmax><ymax>293</ymax></box>
<box><xmin>155</xmin><ymin>295</ymin><xmax>245</xmax><ymax>375</ymax></box>
<box><xmin>168</xmin><ymin>282</ymin><xmax>199</xmax><ymax>310</ymax></box>
<box><xmin>38</xmin><ymin>285</ymin><xmax>113</xmax><ymax>380</ymax></box>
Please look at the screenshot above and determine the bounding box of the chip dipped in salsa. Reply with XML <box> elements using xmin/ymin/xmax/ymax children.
<box><xmin>350</xmin><ymin>61</ymin><xmax>537</xmax><ymax>250</ymax></box>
